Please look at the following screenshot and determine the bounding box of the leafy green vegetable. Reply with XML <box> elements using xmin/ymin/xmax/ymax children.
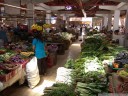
<box><xmin>44</xmin><ymin>83</ymin><xmax>76</xmax><ymax>96</ymax></box>
<box><xmin>64</xmin><ymin>58</ymin><xmax>74</xmax><ymax>69</ymax></box>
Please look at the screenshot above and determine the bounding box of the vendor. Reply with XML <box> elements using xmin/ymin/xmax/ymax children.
<box><xmin>0</xmin><ymin>26</ymin><xmax>8</xmax><ymax>44</ymax></box>
<box><xmin>32</xmin><ymin>30</ymin><xmax>47</xmax><ymax>75</ymax></box>
<box><xmin>114</xmin><ymin>30</ymin><xmax>119</xmax><ymax>35</ymax></box>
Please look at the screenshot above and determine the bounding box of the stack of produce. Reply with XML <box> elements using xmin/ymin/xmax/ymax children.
<box><xmin>47</xmin><ymin>44</ymin><xmax>58</xmax><ymax>53</ymax></box>
<box><xmin>86</xmin><ymin>29</ymin><xmax>99</xmax><ymax>36</ymax></box>
<box><xmin>10</xmin><ymin>54</ymin><xmax>25</xmax><ymax>63</ymax></box>
<box><xmin>69</xmin><ymin>57</ymin><xmax>107</xmax><ymax>96</ymax></box>
<box><xmin>20</xmin><ymin>52</ymin><xmax>34</xmax><ymax>57</ymax></box>
<box><xmin>43</xmin><ymin>83</ymin><xmax>76</xmax><ymax>96</ymax></box>
<box><xmin>43</xmin><ymin>29</ymin><xmax>128</xmax><ymax>95</ymax></box>
<box><xmin>0</xmin><ymin>63</ymin><xmax>19</xmax><ymax>70</ymax></box>
<box><xmin>0</xmin><ymin>51</ymin><xmax>15</xmax><ymax>62</ymax></box>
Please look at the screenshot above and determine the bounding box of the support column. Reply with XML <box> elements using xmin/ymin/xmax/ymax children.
<box><xmin>113</xmin><ymin>10</ymin><xmax>125</xmax><ymax>46</ymax></box>
<box><xmin>113</xmin><ymin>10</ymin><xmax>120</xmax><ymax>31</ymax></box>
<box><xmin>124</xmin><ymin>6</ymin><xmax>128</xmax><ymax>47</ymax></box>
<box><xmin>113</xmin><ymin>10</ymin><xmax>120</xmax><ymax>40</ymax></box>
<box><xmin>100</xmin><ymin>17</ymin><xmax>104</xmax><ymax>30</ymax></box>
<box><xmin>62</xmin><ymin>14</ymin><xmax>66</xmax><ymax>28</ymax></box>
<box><xmin>56</xmin><ymin>14</ymin><xmax>61</xmax><ymax>31</ymax></box>
<box><xmin>27</xmin><ymin>3</ymin><xmax>34</xmax><ymax>30</ymax></box>
<box><xmin>107</xmin><ymin>14</ymin><xmax>112</xmax><ymax>31</ymax></box>
<box><xmin>46</xmin><ymin>10</ymin><xmax>51</xmax><ymax>24</ymax></box>
<box><xmin>103</xmin><ymin>15</ymin><xmax>108</xmax><ymax>28</ymax></box>
<box><xmin>65</xmin><ymin>17</ymin><xmax>69</xmax><ymax>29</ymax></box>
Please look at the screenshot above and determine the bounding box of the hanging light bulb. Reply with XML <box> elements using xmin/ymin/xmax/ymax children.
<box><xmin>65</xmin><ymin>6</ymin><xmax>72</xmax><ymax>10</ymax></box>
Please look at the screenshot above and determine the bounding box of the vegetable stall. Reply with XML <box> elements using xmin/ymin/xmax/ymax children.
<box><xmin>43</xmin><ymin>30</ymin><xmax>128</xmax><ymax>96</ymax></box>
<box><xmin>0</xmin><ymin>23</ymin><xmax>79</xmax><ymax>91</ymax></box>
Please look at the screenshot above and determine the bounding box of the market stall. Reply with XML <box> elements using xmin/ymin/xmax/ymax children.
<box><xmin>0</xmin><ymin>42</ymin><xmax>34</xmax><ymax>91</ymax></box>
<box><xmin>43</xmin><ymin>29</ymin><xmax>128</xmax><ymax>96</ymax></box>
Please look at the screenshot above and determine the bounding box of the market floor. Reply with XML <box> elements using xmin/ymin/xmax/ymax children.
<box><xmin>0</xmin><ymin>41</ymin><xmax>81</xmax><ymax>96</ymax></box>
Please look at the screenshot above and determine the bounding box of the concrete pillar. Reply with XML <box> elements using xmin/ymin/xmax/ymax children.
<box><xmin>113</xmin><ymin>10</ymin><xmax>120</xmax><ymax>31</ymax></box>
<box><xmin>103</xmin><ymin>15</ymin><xmax>108</xmax><ymax>28</ymax></box>
<box><xmin>65</xmin><ymin>17</ymin><xmax>69</xmax><ymax>29</ymax></box>
<box><xmin>113</xmin><ymin>10</ymin><xmax>125</xmax><ymax>46</ymax></box>
<box><xmin>27</xmin><ymin>18</ymin><xmax>34</xmax><ymax>31</ymax></box>
<box><xmin>113</xmin><ymin>10</ymin><xmax>120</xmax><ymax>40</ymax></box>
<box><xmin>62</xmin><ymin>14</ymin><xmax>66</xmax><ymax>28</ymax></box>
<box><xmin>107</xmin><ymin>14</ymin><xmax>112</xmax><ymax>31</ymax></box>
<box><xmin>46</xmin><ymin>10</ymin><xmax>51</xmax><ymax>24</ymax></box>
<box><xmin>27</xmin><ymin>3</ymin><xmax>34</xmax><ymax>30</ymax></box>
<box><xmin>124</xmin><ymin>6</ymin><xmax>128</xmax><ymax>47</ymax></box>
<box><xmin>61</xmin><ymin>14</ymin><xmax>66</xmax><ymax>21</ymax></box>
<box><xmin>56</xmin><ymin>14</ymin><xmax>61</xmax><ymax>31</ymax></box>
<box><xmin>100</xmin><ymin>17</ymin><xmax>104</xmax><ymax>30</ymax></box>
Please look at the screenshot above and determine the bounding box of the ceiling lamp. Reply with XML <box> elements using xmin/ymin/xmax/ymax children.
<box><xmin>65</xmin><ymin>6</ymin><xmax>72</xmax><ymax>10</ymax></box>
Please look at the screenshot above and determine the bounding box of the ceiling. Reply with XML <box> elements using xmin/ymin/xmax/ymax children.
<box><xmin>43</xmin><ymin>0</ymin><xmax>120</xmax><ymax>17</ymax></box>
<box><xmin>0</xmin><ymin>0</ymin><xmax>127</xmax><ymax>18</ymax></box>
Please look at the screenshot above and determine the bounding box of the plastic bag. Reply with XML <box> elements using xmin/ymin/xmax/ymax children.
<box><xmin>26</xmin><ymin>57</ymin><xmax>40</xmax><ymax>88</ymax></box>
<box><xmin>56</xmin><ymin>67</ymin><xmax>72</xmax><ymax>84</ymax></box>
<box><xmin>0</xmin><ymin>82</ymin><xmax>3</xmax><ymax>91</ymax></box>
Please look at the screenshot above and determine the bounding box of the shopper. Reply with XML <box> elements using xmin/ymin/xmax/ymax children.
<box><xmin>80</xmin><ymin>26</ymin><xmax>82</xmax><ymax>36</ymax></box>
<box><xmin>32</xmin><ymin>31</ymin><xmax>47</xmax><ymax>75</ymax></box>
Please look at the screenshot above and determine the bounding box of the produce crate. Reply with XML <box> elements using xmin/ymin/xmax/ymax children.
<box><xmin>63</xmin><ymin>40</ymin><xmax>71</xmax><ymax>50</ymax></box>
<box><xmin>10</xmin><ymin>65</ymin><xmax>22</xmax><ymax>77</ymax></box>
<box><xmin>0</xmin><ymin>70</ymin><xmax>12</xmax><ymax>82</ymax></box>
<box><xmin>57</xmin><ymin>44</ymin><xmax>65</xmax><ymax>55</ymax></box>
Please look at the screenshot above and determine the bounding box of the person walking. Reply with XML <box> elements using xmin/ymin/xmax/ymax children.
<box><xmin>80</xmin><ymin>26</ymin><xmax>82</xmax><ymax>36</ymax></box>
<box><xmin>32</xmin><ymin>31</ymin><xmax>47</xmax><ymax>75</ymax></box>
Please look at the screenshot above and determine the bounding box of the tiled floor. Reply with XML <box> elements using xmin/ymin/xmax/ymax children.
<box><xmin>0</xmin><ymin>41</ymin><xmax>81</xmax><ymax>96</ymax></box>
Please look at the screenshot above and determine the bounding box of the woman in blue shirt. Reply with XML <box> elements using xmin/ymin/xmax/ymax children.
<box><xmin>32</xmin><ymin>31</ymin><xmax>47</xmax><ymax>75</ymax></box>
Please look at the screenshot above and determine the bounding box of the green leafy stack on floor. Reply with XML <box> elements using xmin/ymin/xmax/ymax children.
<box><xmin>43</xmin><ymin>83</ymin><xmax>76</xmax><ymax>96</ymax></box>
<box><xmin>70</xmin><ymin>57</ymin><xmax>107</xmax><ymax>96</ymax></box>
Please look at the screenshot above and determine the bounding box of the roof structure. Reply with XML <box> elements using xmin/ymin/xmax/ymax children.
<box><xmin>44</xmin><ymin>0</ymin><xmax>120</xmax><ymax>17</ymax></box>
<box><xmin>0</xmin><ymin>0</ymin><xmax>127</xmax><ymax>18</ymax></box>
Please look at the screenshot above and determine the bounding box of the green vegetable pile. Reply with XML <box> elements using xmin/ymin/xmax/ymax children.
<box><xmin>44</xmin><ymin>83</ymin><xmax>76</xmax><ymax>96</ymax></box>
<box><xmin>44</xmin><ymin>31</ymin><xmax>128</xmax><ymax>96</ymax></box>
<box><xmin>64</xmin><ymin>32</ymin><xmax>127</xmax><ymax>95</ymax></box>
<box><xmin>0</xmin><ymin>52</ymin><xmax>15</xmax><ymax>62</ymax></box>
<box><xmin>76</xmin><ymin>82</ymin><xmax>107</xmax><ymax>96</ymax></box>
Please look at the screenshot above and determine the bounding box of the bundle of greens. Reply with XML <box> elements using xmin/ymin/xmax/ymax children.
<box><xmin>44</xmin><ymin>83</ymin><xmax>76</xmax><ymax>96</ymax></box>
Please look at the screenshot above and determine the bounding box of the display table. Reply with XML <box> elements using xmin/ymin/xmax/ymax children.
<box><xmin>0</xmin><ymin>60</ymin><xmax>29</xmax><ymax>92</ymax></box>
<box><xmin>0</xmin><ymin>65</ymin><xmax>22</xmax><ymax>91</ymax></box>
<box><xmin>47</xmin><ymin>42</ymin><xmax>65</xmax><ymax>55</ymax></box>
